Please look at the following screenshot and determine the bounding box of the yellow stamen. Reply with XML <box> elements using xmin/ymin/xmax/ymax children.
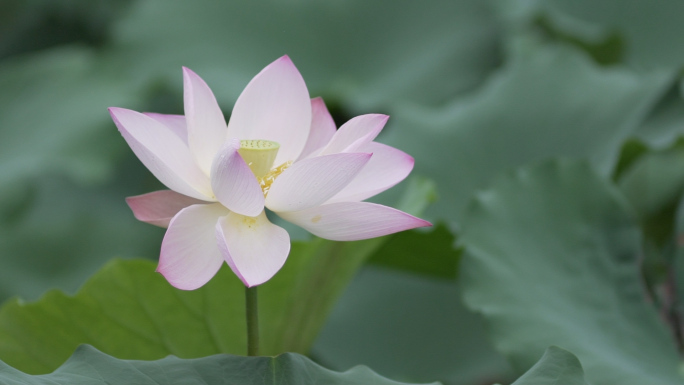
<box><xmin>259</xmin><ymin>161</ymin><xmax>292</xmax><ymax>197</ymax></box>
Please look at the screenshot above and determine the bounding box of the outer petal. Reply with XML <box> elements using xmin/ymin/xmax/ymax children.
<box><xmin>326</xmin><ymin>142</ymin><xmax>414</xmax><ymax>203</ymax></box>
<box><xmin>126</xmin><ymin>190</ymin><xmax>207</xmax><ymax>228</ymax></box>
<box><xmin>143</xmin><ymin>113</ymin><xmax>187</xmax><ymax>145</ymax></box>
<box><xmin>318</xmin><ymin>114</ymin><xmax>388</xmax><ymax>155</ymax></box>
<box><xmin>109</xmin><ymin>107</ymin><xmax>213</xmax><ymax>200</ymax></box>
<box><xmin>184</xmin><ymin>67</ymin><xmax>229</xmax><ymax>175</ymax></box>
<box><xmin>227</xmin><ymin>56</ymin><xmax>311</xmax><ymax>165</ymax></box>
<box><xmin>278</xmin><ymin>202</ymin><xmax>432</xmax><ymax>241</ymax></box>
<box><xmin>158</xmin><ymin>203</ymin><xmax>229</xmax><ymax>290</ymax></box>
<box><xmin>298</xmin><ymin>97</ymin><xmax>336</xmax><ymax>160</ymax></box>
<box><xmin>266</xmin><ymin>153</ymin><xmax>372</xmax><ymax>213</ymax></box>
<box><xmin>210</xmin><ymin>138</ymin><xmax>265</xmax><ymax>217</ymax></box>
<box><xmin>216</xmin><ymin>210</ymin><xmax>290</xmax><ymax>287</ymax></box>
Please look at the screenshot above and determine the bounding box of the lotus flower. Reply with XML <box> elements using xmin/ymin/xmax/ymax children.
<box><xmin>109</xmin><ymin>56</ymin><xmax>431</xmax><ymax>289</ymax></box>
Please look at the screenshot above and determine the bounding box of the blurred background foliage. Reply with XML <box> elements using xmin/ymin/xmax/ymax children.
<box><xmin>3</xmin><ymin>0</ymin><xmax>684</xmax><ymax>384</ymax></box>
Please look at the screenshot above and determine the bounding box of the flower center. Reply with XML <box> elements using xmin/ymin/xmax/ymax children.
<box><xmin>259</xmin><ymin>160</ymin><xmax>292</xmax><ymax>197</ymax></box>
<box><xmin>238</xmin><ymin>139</ymin><xmax>291</xmax><ymax>197</ymax></box>
<box><xmin>238</xmin><ymin>140</ymin><xmax>280</xmax><ymax>178</ymax></box>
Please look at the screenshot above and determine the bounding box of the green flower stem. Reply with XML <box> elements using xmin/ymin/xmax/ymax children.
<box><xmin>245</xmin><ymin>285</ymin><xmax>260</xmax><ymax>356</ymax></box>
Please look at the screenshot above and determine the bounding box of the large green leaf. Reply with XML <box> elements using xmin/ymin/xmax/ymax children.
<box><xmin>382</xmin><ymin>41</ymin><xmax>669</xmax><ymax>229</ymax></box>
<box><xmin>511</xmin><ymin>346</ymin><xmax>588</xmax><ymax>385</ymax></box>
<box><xmin>460</xmin><ymin>160</ymin><xmax>683</xmax><ymax>384</ymax></box>
<box><xmin>0</xmin><ymin>345</ymin><xmax>438</xmax><ymax>385</ymax></box>
<box><xmin>0</xmin><ymin>257</ymin><xmax>359</xmax><ymax>374</ymax></box>
<box><xmin>109</xmin><ymin>0</ymin><xmax>501</xmax><ymax>112</ymax></box>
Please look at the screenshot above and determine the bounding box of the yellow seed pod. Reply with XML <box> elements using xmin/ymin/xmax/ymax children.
<box><xmin>238</xmin><ymin>140</ymin><xmax>280</xmax><ymax>178</ymax></box>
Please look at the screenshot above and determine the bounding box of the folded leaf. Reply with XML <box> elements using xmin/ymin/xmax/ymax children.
<box><xmin>0</xmin><ymin>345</ymin><xmax>439</xmax><ymax>385</ymax></box>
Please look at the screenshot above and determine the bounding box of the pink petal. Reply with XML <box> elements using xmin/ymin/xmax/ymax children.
<box><xmin>216</xmin><ymin>210</ymin><xmax>290</xmax><ymax>287</ymax></box>
<box><xmin>298</xmin><ymin>97</ymin><xmax>337</xmax><ymax>160</ymax></box>
<box><xmin>184</xmin><ymin>67</ymin><xmax>229</xmax><ymax>175</ymax></box>
<box><xmin>210</xmin><ymin>138</ymin><xmax>265</xmax><ymax>217</ymax></box>
<box><xmin>143</xmin><ymin>113</ymin><xmax>188</xmax><ymax>145</ymax></box>
<box><xmin>126</xmin><ymin>190</ymin><xmax>207</xmax><ymax>228</ymax></box>
<box><xmin>158</xmin><ymin>203</ymin><xmax>229</xmax><ymax>290</ymax></box>
<box><xmin>109</xmin><ymin>107</ymin><xmax>213</xmax><ymax>200</ymax></box>
<box><xmin>226</xmin><ymin>56</ymin><xmax>311</xmax><ymax>166</ymax></box>
<box><xmin>278</xmin><ymin>202</ymin><xmax>432</xmax><ymax>241</ymax></box>
<box><xmin>265</xmin><ymin>153</ymin><xmax>372</xmax><ymax>213</ymax></box>
<box><xmin>318</xmin><ymin>114</ymin><xmax>388</xmax><ymax>155</ymax></box>
<box><xmin>327</xmin><ymin>142</ymin><xmax>414</xmax><ymax>203</ymax></box>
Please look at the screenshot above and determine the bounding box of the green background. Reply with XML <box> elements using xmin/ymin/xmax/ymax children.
<box><xmin>3</xmin><ymin>0</ymin><xmax>684</xmax><ymax>384</ymax></box>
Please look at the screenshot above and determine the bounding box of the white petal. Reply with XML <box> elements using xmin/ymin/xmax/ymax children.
<box><xmin>184</xmin><ymin>67</ymin><xmax>229</xmax><ymax>175</ymax></box>
<box><xmin>266</xmin><ymin>153</ymin><xmax>372</xmax><ymax>213</ymax></box>
<box><xmin>210</xmin><ymin>138</ymin><xmax>265</xmax><ymax>217</ymax></box>
<box><xmin>143</xmin><ymin>113</ymin><xmax>188</xmax><ymax>145</ymax></box>
<box><xmin>216</xmin><ymin>211</ymin><xmax>290</xmax><ymax>287</ymax></box>
<box><xmin>158</xmin><ymin>203</ymin><xmax>229</xmax><ymax>290</ymax></box>
<box><xmin>327</xmin><ymin>142</ymin><xmax>414</xmax><ymax>203</ymax></box>
<box><xmin>278</xmin><ymin>202</ymin><xmax>432</xmax><ymax>241</ymax></box>
<box><xmin>109</xmin><ymin>107</ymin><xmax>213</xmax><ymax>200</ymax></box>
<box><xmin>126</xmin><ymin>190</ymin><xmax>207</xmax><ymax>228</ymax></box>
<box><xmin>318</xmin><ymin>114</ymin><xmax>388</xmax><ymax>155</ymax></box>
<box><xmin>298</xmin><ymin>97</ymin><xmax>336</xmax><ymax>160</ymax></box>
<box><xmin>227</xmin><ymin>56</ymin><xmax>311</xmax><ymax>165</ymax></box>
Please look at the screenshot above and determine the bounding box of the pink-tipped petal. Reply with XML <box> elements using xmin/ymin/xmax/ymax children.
<box><xmin>126</xmin><ymin>190</ymin><xmax>208</xmax><ymax>228</ymax></box>
<box><xmin>266</xmin><ymin>153</ymin><xmax>372</xmax><ymax>213</ymax></box>
<box><xmin>327</xmin><ymin>142</ymin><xmax>414</xmax><ymax>203</ymax></box>
<box><xmin>143</xmin><ymin>113</ymin><xmax>188</xmax><ymax>145</ymax></box>
<box><xmin>210</xmin><ymin>138</ymin><xmax>265</xmax><ymax>217</ymax></box>
<box><xmin>298</xmin><ymin>97</ymin><xmax>337</xmax><ymax>160</ymax></box>
<box><xmin>318</xmin><ymin>114</ymin><xmax>388</xmax><ymax>155</ymax></box>
<box><xmin>278</xmin><ymin>202</ymin><xmax>432</xmax><ymax>241</ymax></box>
<box><xmin>109</xmin><ymin>107</ymin><xmax>213</xmax><ymax>200</ymax></box>
<box><xmin>158</xmin><ymin>203</ymin><xmax>229</xmax><ymax>290</ymax></box>
<box><xmin>227</xmin><ymin>56</ymin><xmax>311</xmax><ymax>165</ymax></box>
<box><xmin>216</xmin><ymin>210</ymin><xmax>290</xmax><ymax>287</ymax></box>
<box><xmin>184</xmin><ymin>67</ymin><xmax>229</xmax><ymax>175</ymax></box>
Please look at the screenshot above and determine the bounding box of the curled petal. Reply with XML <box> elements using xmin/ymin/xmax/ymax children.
<box><xmin>109</xmin><ymin>107</ymin><xmax>213</xmax><ymax>200</ymax></box>
<box><xmin>278</xmin><ymin>202</ymin><xmax>432</xmax><ymax>241</ymax></box>
<box><xmin>327</xmin><ymin>142</ymin><xmax>414</xmax><ymax>203</ymax></box>
<box><xmin>126</xmin><ymin>190</ymin><xmax>207</xmax><ymax>228</ymax></box>
<box><xmin>210</xmin><ymin>139</ymin><xmax>265</xmax><ymax>217</ymax></box>
<box><xmin>184</xmin><ymin>67</ymin><xmax>229</xmax><ymax>175</ymax></box>
<box><xmin>266</xmin><ymin>153</ymin><xmax>372</xmax><ymax>213</ymax></box>
<box><xmin>216</xmin><ymin>211</ymin><xmax>290</xmax><ymax>287</ymax></box>
<box><xmin>227</xmin><ymin>56</ymin><xmax>311</xmax><ymax>165</ymax></box>
<box><xmin>298</xmin><ymin>97</ymin><xmax>336</xmax><ymax>160</ymax></box>
<box><xmin>318</xmin><ymin>114</ymin><xmax>388</xmax><ymax>155</ymax></box>
<box><xmin>143</xmin><ymin>113</ymin><xmax>188</xmax><ymax>145</ymax></box>
<box><xmin>158</xmin><ymin>203</ymin><xmax>229</xmax><ymax>290</ymax></box>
